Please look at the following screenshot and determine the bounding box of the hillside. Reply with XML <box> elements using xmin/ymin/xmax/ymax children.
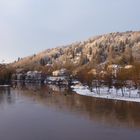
<box><xmin>11</xmin><ymin>31</ymin><xmax>140</xmax><ymax>74</ymax></box>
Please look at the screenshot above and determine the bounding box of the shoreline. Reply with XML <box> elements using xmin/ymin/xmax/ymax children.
<box><xmin>71</xmin><ymin>85</ymin><xmax>140</xmax><ymax>103</ymax></box>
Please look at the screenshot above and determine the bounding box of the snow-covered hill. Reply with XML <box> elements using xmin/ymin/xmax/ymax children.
<box><xmin>11</xmin><ymin>31</ymin><xmax>140</xmax><ymax>73</ymax></box>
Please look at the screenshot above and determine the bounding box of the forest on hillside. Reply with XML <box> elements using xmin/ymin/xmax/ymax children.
<box><xmin>1</xmin><ymin>31</ymin><xmax>140</xmax><ymax>85</ymax></box>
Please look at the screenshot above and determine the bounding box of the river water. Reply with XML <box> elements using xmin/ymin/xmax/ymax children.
<box><xmin>0</xmin><ymin>83</ymin><xmax>140</xmax><ymax>140</ymax></box>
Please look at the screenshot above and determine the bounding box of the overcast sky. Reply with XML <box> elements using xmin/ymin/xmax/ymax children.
<box><xmin>0</xmin><ymin>0</ymin><xmax>140</xmax><ymax>63</ymax></box>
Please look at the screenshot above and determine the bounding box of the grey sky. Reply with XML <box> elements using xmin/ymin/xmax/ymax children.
<box><xmin>0</xmin><ymin>0</ymin><xmax>140</xmax><ymax>62</ymax></box>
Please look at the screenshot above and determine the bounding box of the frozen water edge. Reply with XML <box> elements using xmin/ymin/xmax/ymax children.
<box><xmin>71</xmin><ymin>85</ymin><xmax>140</xmax><ymax>103</ymax></box>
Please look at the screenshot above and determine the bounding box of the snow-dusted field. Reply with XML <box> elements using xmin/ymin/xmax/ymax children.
<box><xmin>71</xmin><ymin>84</ymin><xmax>140</xmax><ymax>103</ymax></box>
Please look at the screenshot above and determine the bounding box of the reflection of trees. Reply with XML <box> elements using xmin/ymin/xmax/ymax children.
<box><xmin>0</xmin><ymin>87</ymin><xmax>15</xmax><ymax>105</ymax></box>
<box><xmin>12</xmin><ymin>85</ymin><xmax>140</xmax><ymax>128</ymax></box>
<box><xmin>12</xmin><ymin>82</ymin><xmax>42</xmax><ymax>91</ymax></box>
<box><xmin>0</xmin><ymin>83</ymin><xmax>139</xmax><ymax>128</ymax></box>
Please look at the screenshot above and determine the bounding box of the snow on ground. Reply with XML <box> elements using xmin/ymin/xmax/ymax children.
<box><xmin>71</xmin><ymin>84</ymin><xmax>140</xmax><ymax>103</ymax></box>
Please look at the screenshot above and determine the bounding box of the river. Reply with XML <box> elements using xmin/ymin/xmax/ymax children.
<box><xmin>0</xmin><ymin>83</ymin><xmax>140</xmax><ymax>140</ymax></box>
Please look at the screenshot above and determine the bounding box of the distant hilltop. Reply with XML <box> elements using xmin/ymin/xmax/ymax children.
<box><xmin>11</xmin><ymin>31</ymin><xmax>140</xmax><ymax>74</ymax></box>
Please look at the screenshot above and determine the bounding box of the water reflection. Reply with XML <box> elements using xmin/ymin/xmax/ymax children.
<box><xmin>0</xmin><ymin>86</ymin><xmax>15</xmax><ymax>105</ymax></box>
<box><xmin>3</xmin><ymin>83</ymin><xmax>140</xmax><ymax>128</ymax></box>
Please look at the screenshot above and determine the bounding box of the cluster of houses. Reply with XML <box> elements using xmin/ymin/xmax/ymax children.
<box><xmin>11</xmin><ymin>65</ymin><xmax>134</xmax><ymax>86</ymax></box>
<box><xmin>12</xmin><ymin>68</ymin><xmax>71</xmax><ymax>85</ymax></box>
<box><xmin>12</xmin><ymin>70</ymin><xmax>46</xmax><ymax>83</ymax></box>
<box><xmin>45</xmin><ymin>69</ymin><xmax>71</xmax><ymax>85</ymax></box>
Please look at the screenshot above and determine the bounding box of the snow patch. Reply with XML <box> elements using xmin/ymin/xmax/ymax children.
<box><xmin>71</xmin><ymin>85</ymin><xmax>140</xmax><ymax>103</ymax></box>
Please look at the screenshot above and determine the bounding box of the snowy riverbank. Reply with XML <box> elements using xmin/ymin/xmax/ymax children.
<box><xmin>71</xmin><ymin>84</ymin><xmax>140</xmax><ymax>103</ymax></box>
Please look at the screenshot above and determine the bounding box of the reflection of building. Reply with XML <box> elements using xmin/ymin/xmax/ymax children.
<box><xmin>48</xmin><ymin>85</ymin><xmax>68</xmax><ymax>92</ymax></box>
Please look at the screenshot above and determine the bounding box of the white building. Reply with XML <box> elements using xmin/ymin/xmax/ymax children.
<box><xmin>52</xmin><ymin>69</ymin><xmax>69</xmax><ymax>77</ymax></box>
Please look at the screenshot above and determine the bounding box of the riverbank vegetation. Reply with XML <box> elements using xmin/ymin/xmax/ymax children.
<box><xmin>0</xmin><ymin>64</ymin><xmax>15</xmax><ymax>84</ymax></box>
